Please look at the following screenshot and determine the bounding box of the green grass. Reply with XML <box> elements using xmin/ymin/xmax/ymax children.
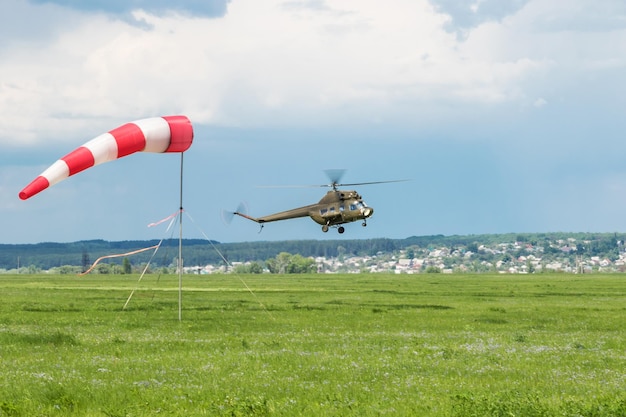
<box><xmin>0</xmin><ymin>273</ymin><xmax>625</xmax><ymax>416</ymax></box>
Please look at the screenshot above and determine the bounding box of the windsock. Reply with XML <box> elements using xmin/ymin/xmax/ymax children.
<box><xmin>19</xmin><ymin>115</ymin><xmax>193</xmax><ymax>200</ymax></box>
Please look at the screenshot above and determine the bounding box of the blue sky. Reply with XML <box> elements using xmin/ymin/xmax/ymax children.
<box><xmin>2</xmin><ymin>0</ymin><xmax>626</xmax><ymax>244</ymax></box>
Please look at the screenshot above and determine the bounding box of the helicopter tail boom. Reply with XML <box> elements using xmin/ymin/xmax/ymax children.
<box><xmin>233</xmin><ymin>211</ymin><xmax>265</xmax><ymax>223</ymax></box>
<box><xmin>234</xmin><ymin>204</ymin><xmax>317</xmax><ymax>224</ymax></box>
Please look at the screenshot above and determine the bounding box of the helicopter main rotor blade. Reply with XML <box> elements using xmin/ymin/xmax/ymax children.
<box><xmin>258</xmin><ymin>179</ymin><xmax>410</xmax><ymax>188</ymax></box>
<box><xmin>257</xmin><ymin>184</ymin><xmax>328</xmax><ymax>188</ymax></box>
<box><xmin>335</xmin><ymin>179</ymin><xmax>411</xmax><ymax>187</ymax></box>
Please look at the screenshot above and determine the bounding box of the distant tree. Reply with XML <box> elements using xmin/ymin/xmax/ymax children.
<box><xmin>337</xmin><ymin>246</ymin><xmax>346</xmax><ymax>262</ymax></box>
<box><xmin>443</xmin><ymin>257</ymin><xmax>457</xmax><ymax>269</ymax></box>
<box><xmin>543</xmin><ymin>244</ymin><xmax>559</xmax><ymax>255</ymax></box>
<box><xmin>266</xmin><ymin>252</ymin><xmax>292</xmax><ymax>274</ymax></box>
<box><xmin>248</xmin><ymin>262</ymin><xmax>264</xmax><ymax>274</ymax></box>
<box><xmin>233</xmin><ymin>262</ymin><xmax>263</xmax><ymax>274</ymax></box>
<box><xmin>58</xmin><ymin>265</ymin><xmax>79</xmax><ymax>274</ymax></box>
<box><xmin>286</xmin><ymin>254</ymin><xmax>316</xmax><ymax>274</ymax></box>
<box><xmin>266</xmin><ymin>252</ymin><xmax>316</xmax><ymax>274</ymax></box>
<box><xmin>97</xmin><ymin>263</ymin><xmax>111</xmax><ymax>274</ymax></box>
<box><xmin>82</xmin><ymin>251</ymin><xmax>90</xmax><ymax>273</ymax></box>
<box><xmin>122</xmin><ymin>258</ymin><xmax>131</xmax><ymax>274</ymax></box>
<box><xmin>466</xmin><ymin>242</ymin><xmax>479</xmax><ymax>253</ymax></box>
<box><xmin>233</xmin><ymin>264</ymin><xmax>250</xmax><ymax>274</ymax></box>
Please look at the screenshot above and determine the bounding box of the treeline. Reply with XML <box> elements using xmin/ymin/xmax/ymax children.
<box><xmin>403</xmin><ymin>232</ymin><xmax>626</xmax><ymax>248</ymax></box>
<box><xmin>1</xmin><ymin>232</ymin><xmax>624</xmax><ymax>271</ymax></box>
<box><xmin>0</xmin><ymin>238</ymin><xmax>400</xmax><ymax>271</ymax></box>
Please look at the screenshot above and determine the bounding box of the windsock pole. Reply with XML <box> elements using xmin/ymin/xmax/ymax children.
<box><xmin>178</xmin><ymin>152</ymin><xmax>184</xmax><ymax>322</ymax></box>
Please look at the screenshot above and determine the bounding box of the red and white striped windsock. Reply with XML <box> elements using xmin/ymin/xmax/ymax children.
<box><xmin>19</xmin><ymin>115</ymin><xmax>194</xmax><ymax>200</ymax></box>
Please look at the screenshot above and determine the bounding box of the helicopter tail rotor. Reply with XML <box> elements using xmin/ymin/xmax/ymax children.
<box><xmin>221</xmin><ymin>202</ymin><xmax>249</xmax><ymax>225</ymax></box>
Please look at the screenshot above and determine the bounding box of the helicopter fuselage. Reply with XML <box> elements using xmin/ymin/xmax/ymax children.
<box><xmin>310</xmin><ymin>190</ymin><xmax>373</xmax><ymax>227</ymax></box>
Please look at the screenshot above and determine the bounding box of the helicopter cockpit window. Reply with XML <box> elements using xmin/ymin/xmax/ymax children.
<box><xmin>339</xmin><ymin>205</ymin><xmax>345</xmax><ymax>212</ymax></box>
<box><xmin>349</xmin><ymin>204</ymin><xmax>357</xmax><ymax>211</ymax></box>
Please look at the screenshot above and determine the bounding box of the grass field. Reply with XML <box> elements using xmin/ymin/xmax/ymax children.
<box><xmin>0</xmin><ymin>272</ymin><xmax>624</xmax><ymax>416</ymax></box>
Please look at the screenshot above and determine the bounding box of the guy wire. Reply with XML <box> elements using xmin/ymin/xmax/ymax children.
<box><xmin>184</xmin><ymin>210</ymin><xmax>275</xmax><ymax>321</ymax></box>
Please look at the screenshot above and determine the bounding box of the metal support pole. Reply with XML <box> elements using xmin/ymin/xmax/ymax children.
<box><xmin>178</xmin><ymin>153</ymin><xmax>184</xmax><ymax>322</ymax></box>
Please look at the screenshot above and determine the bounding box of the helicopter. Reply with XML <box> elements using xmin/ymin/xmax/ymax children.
<box><xmin>226</xmin><ymin>170</ymin><xmax>408</xmax><ymax>234</ymax></box>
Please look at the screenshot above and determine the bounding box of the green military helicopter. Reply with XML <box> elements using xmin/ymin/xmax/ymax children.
<box><xmin>226</xmin><ymin>170</ymin><xmax>407</xmax><ymax>234</ymax></box>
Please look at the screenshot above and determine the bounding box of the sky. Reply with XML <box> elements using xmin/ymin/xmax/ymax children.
<box><xmin>1</xmin><ymin>0</ymin><xmax>626</xmax><ymax>244</ymax></box>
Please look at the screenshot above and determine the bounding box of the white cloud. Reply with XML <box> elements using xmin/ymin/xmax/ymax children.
<box><xmin>28</xmin><ymin>0</ymin><xmax>230</xmax><ymax>18</ymax></box>
<box><xmin>0</xmin><ymin>0</ymin><xmax>624</xmax><ymax>148</ymax></box>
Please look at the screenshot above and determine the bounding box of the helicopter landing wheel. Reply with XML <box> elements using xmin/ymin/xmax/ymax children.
<box><xmin>338</xmin><ymin>226</ymin><xmax>345</xmax><ymax>234</ymax></box>
<box><xmin>322</xmin><ymin>225</ymin><xmax>329</xmax><ymax>233</ymax></box>
<box><xmin>362</xmin><ymin>221</ymin><xmax>367</xmax><ymax>227</ymax></box>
